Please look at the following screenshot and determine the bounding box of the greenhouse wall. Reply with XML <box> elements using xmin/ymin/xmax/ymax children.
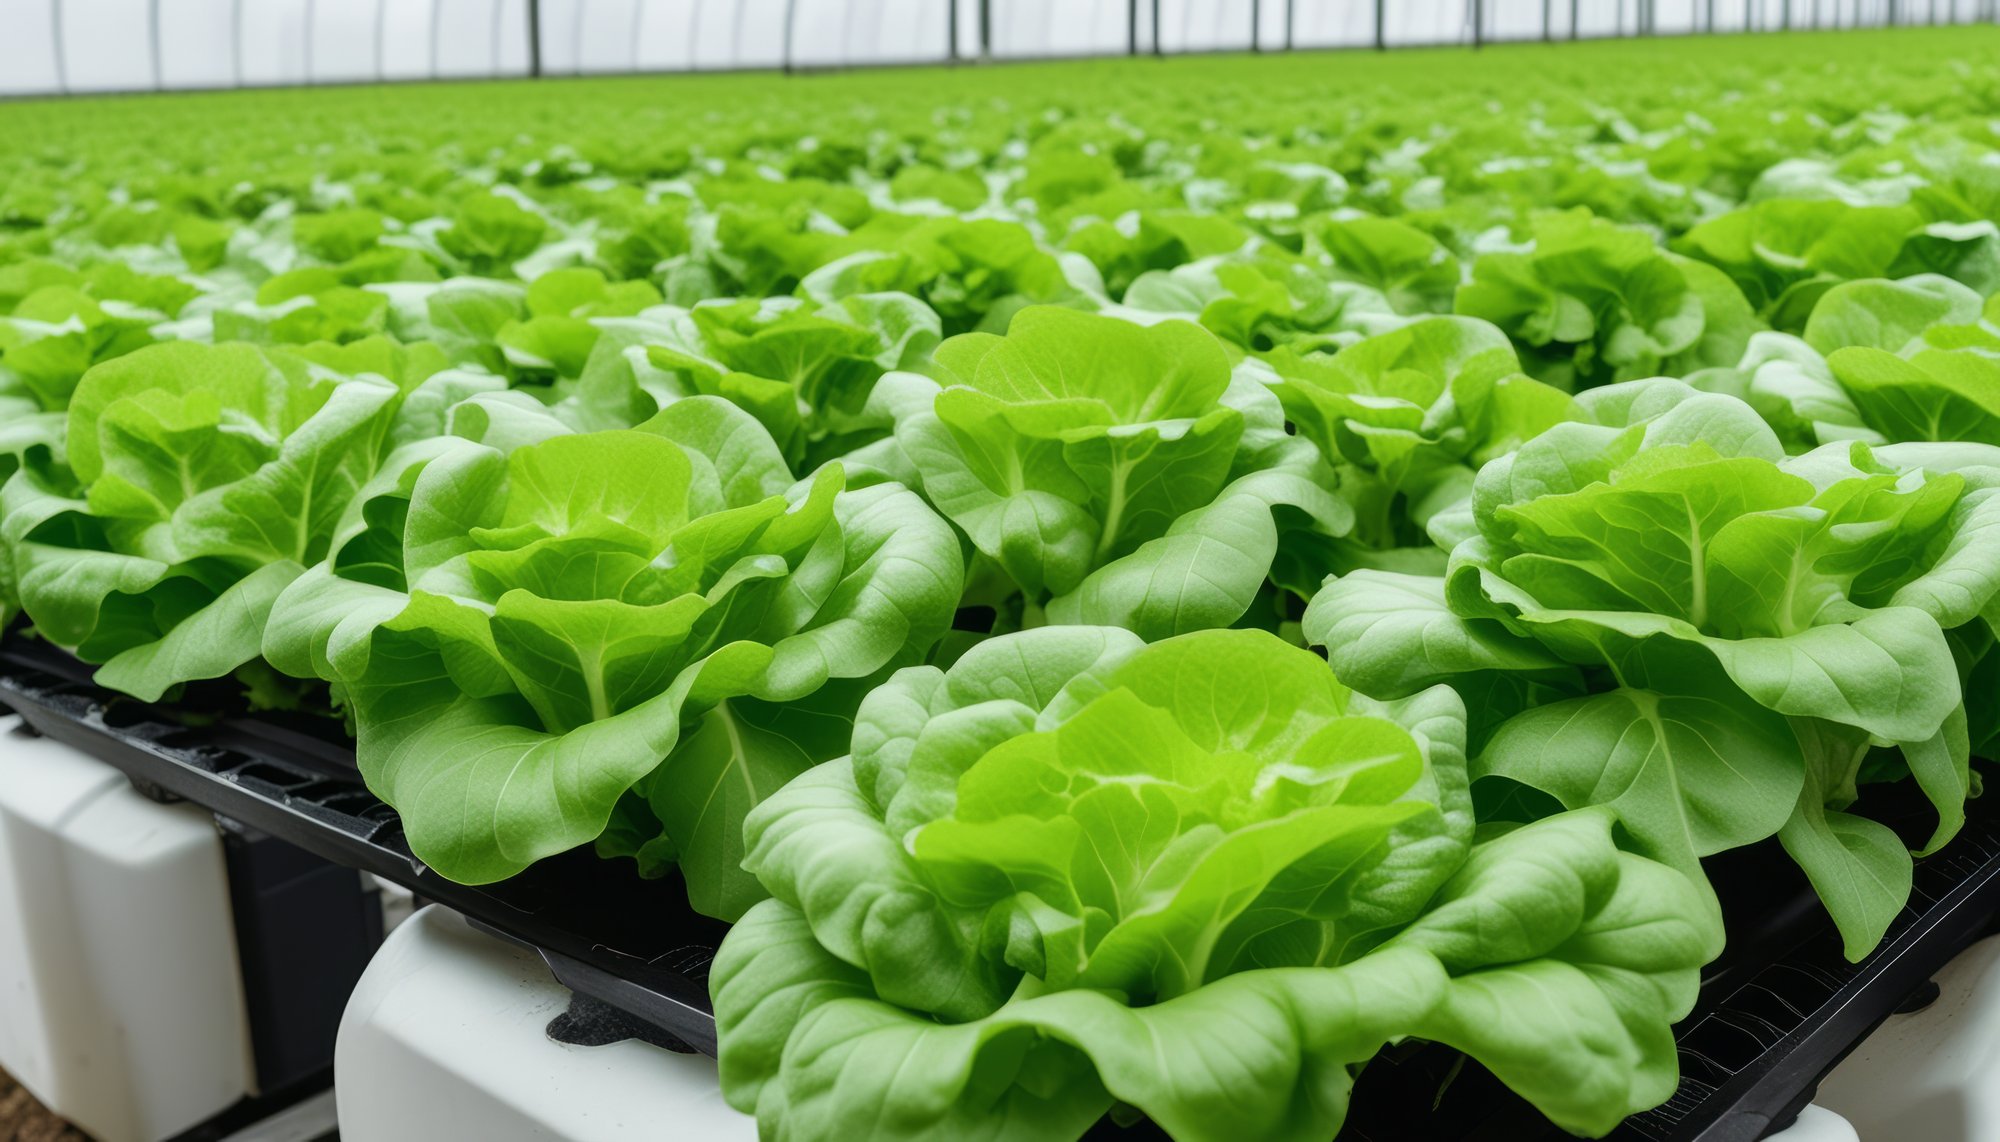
<box><xmin>2</xmin><ymin>0</ymin><xmax>1996</xmax><ymax>97</ymax></box>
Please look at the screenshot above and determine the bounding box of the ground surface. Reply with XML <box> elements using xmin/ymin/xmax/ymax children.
<box><xmin>0</xmin><ymin>1070</ymin><xmax>86</xmax><ymax>1142</ymax></box>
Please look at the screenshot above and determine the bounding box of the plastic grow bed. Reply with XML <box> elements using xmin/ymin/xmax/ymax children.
<box><xmin>2</xmin><ymin>631</ymin><xmax>1996</xmax><ymax>1140</ymax></box>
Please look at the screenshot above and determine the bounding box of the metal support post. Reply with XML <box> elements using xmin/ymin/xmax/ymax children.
<box><xmin>528</xmin><ymin>0</ymin><xmax>543</xmax><ymax>75</ymax></box>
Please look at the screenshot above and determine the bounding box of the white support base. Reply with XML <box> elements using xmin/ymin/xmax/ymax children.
<box><xmin>0</xmin><ymin>714</ymin><xmax>255</xmax><ymax>1142</ymax></box>
<box><xmin>335</xmin><ymin>904</ymin><xmax>757</xmax><ymax>1142</ymax></box>
<box><xmin>1814</xmin><ymin>935</ymin><xmax>2000</xmax><ymax>1139</ymax></box>
<box><xmin>1769</xmin><ymin>1104</ymin><xmax>1860</xmax><ymax>1140</ymax></box>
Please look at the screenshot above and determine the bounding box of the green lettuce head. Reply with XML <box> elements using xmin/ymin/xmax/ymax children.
<box><xmin>1310</xmin><ymin>379</ymin><xmax>2000</xmax><ymax>958</ymax></box>
<box><xmin>1111</xmin><ymin>252</ymin><xmax>1405</xmax><ymax>355</ymax></box>
<box><xmin>210</xmin><ymin>269</ymin><xmax>393</xmax><ymax>347</ymax></box>
<box><xmin>713</xmin><ymin>627</ymin><xmax>1716</xmax><ymax>1142</ymax></box>
<box><xmin>1267</xmin><ymin>315</ymin><xmax>1579</xmax><ymax>572</ymax></box>
<box><xmin>1675</xmin><ymin>199</ymin><xmax>2000</xmax><ymax>332</ymax></box>
<box><xmin>0</xmin><ymin>285</ymin><xmax>119</xmax><ymax>620</ymax></box>
<box><xmin>0</xmin><ymin>339</ymin><xmax>473</xmax><ymax>700</ymax></box>
<box><xmin>854</xmin><ymin>305</ymin><xmax>1353</xmax><ymax>639</ymax></box>
<box><xmin>785</xmin><ymin>216</ymin><xmax>1087</xmax><ymax>337</ymax></box>
<box><xmin>494</xmin><ymin>265</ymin><xmax>663</xmax><ymax>382</ymax></box>
<box><xmin>1308</xmin><ymin>213</ymin><xmax>1463</xmax><ymax>317</ymax></box>
<box><xmin>437</xmin><ymin>191</ymin><xmax>549</xmax><ymax>277</ymax></box>
<box><xmin>1689</xmin><ymin>276</ymin><xmax>2000</xmax><ymax>455</ymax></box>
<box><xmin>1815</xmin><ymin>284</ymin><xmax>2000</xmax><ymax>452</ymax></box>
<box><xmin>639</xmin><ymin>292</ymin><xmax>941</xmax><ymax>474</ymax></box>
<box><xmin>1456</xmin><ymin>208</ymin><xmax>1760</xmax><ymax>391</ymax></box>
<box><xmin>264</xmin><ymin>397</ymin><xmax>964</xmax><ymax>918</ymax></box>
<box><xmin>1</xmin><ymin>283</ymin><xmax>167</xmax><ymax>415</ymax></box>
<box><xmin>1061</xmin><ymin>209</ymin><xmax>1248</xmax><ymax>300</ymax></box>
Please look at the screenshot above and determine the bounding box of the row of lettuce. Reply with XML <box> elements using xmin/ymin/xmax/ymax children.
<box><xmin>5</xmin><ymin>40</ymin><xmax>2000</xmax><ymax>1142</ymax></box>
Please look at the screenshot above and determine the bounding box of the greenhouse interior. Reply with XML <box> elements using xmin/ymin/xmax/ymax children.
<box><xmin>6</xmin><ymin>1</ymin><xmax>2000</xmax><ymax>1141</ymax></box>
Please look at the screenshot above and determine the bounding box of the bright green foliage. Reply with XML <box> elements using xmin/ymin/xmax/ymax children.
<box><xmin>8</xmin><ymin>28</ymin><xmax>2000</xmax><ymax>1140</ymax></box>
<box><xmin>1455</xmin><ymin>209</ymin><xmax>1759</xmax><ymax>391</ymax></box>
<box><xmin>438</xmin><ymin>192</ymin><xmax>549</xmax><ymax>276</ymax></box>
<box><xmin>1681</xmin><ymin>276</ymin><xmax>2000</xmax><ymax>454</ymax></box>
<box><xmin>1064</xmin><ymin>210</ymin><xmax>1249</xmax><ymax>299</ymax></box>
<box><xmin>1309</xmin><ymin>380</ymin><xmax>2000</xmax><ymax>957</ymax></box>
<box><xmin>1267</xmin><ymin>315</ymin><xmax>1578</xmax><ymax>569</ymax></box>
<box><xmin>640</xmin><ymin>292</ymin><xmax>940</xmax><ymax>472</ymax></box>
<box><xmin>496</xmin><ymin>266</ymin><xmax>663</xmax><ymax>380</ymax></box>
<box><xmin>768</xmin><ymin>215</ymin><xmax>1082</xmax><ymax>335</ymax></box>
<box><xmin>263</xmin><ymin>398</ymin><xmax>964</xmax><ymax>917</ymax></box>
<box><xmin>857</xmin><ymin>306</ymin><xmax>1350</xmax><ymax>637</ymax></box>
<box><xmin>1676</xmin><ymin>200</ymin><xmax>2000</xmax><ymax>332</ymax></box>
<box><xmin>3</xmin><ymin>340</ymin><xmax>440</xmax><ymax>700</ymax></box>
<box><xmin>713</xmin><ymin>628</ymin><xmax>1715</xmax><ymax>1142</ymax></box>
<box><xmin>1312</xmin><ymin>215</ymin><xmax>1463</xmax><ymax>316</ymax></box>
<box><xmin>1115</xmin><ymin>252</ymin><xmax>1406</xmax><ymax>354</ymax></box>
<box><xmin>2</xmin><ymin>279</ymin><xmax>172</xmax><ymax>411</ymax></box>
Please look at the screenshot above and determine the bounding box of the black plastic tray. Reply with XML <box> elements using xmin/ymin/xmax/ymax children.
<box><xmin>5</xmin><ymin>633</ymin><xmax>1998</xmax><ymax>1139</ymax></box>
<box><xmin>0</xmin><ymin>636</ymin><xmax>727</xmax><ymax>1056</ymax></box>
<box><xmin>1618</xmin><ymin>777</ymin><xmax>2000</xmax><ymax>1142</ymax></box>
<box><xmin>1326</xmin><ymin>764</ymin><xmax>2000</xmax><ymax>1141</ymax></box>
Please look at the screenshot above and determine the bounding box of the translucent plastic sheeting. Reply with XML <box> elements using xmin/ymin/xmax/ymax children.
<box><xmin>46</xmin><ymin>0</ymin><xmax>152</xmax><ymax>90</ymax></box>
<box><xmin>155</xmin><ymin>0</ymin><xmax>233</xmax><ymax>86</ymax></box>
<box><xmin>0</xmin><ymin>0</ymin><xmax>536</xmax><ymax>93</ymax></box>
<box><xmin>1653</xmin><ymin>0</ymin><xmax>1696</xmax><ymax>32</ymax></box>
<box><xmin>1481</xmin><ymin>0</ymin><xmax>1549</xmax><ymax>40</ymax></box>
<box><xmin>0</xmin><ymin>0</ymin><xmax>1993</xmax><ymax>97</ymax></box>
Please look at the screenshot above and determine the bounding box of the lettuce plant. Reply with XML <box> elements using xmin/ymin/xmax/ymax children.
<box><xmin>1456</xmin><ymin>208</ymin><xmax>1760</xmax><ymax>390</ymax></box>
<box><xmin>0</xmin><ymin>388</ymin><xmax>63</xmax><ymax>625</ymax></box>
<box><xmin>1675</xmin><ymin>199</ymin><xmax>2000</xmax><ymax>332</ymax></box>
<box><xmin>19</xmin><ymin>37</ymin><xmax>2000</xmax><ymax>1142</ymax></box>
<box><xmin>1309</xmin><ymin>380</ymin><xmax>2000</xmax><ymax>956</ymax></box>
<box><xmin>264</xmin><ymin>397</ymin><xmax>964</xmax><ymax>918</ymax></box>
<box><xmin>852</xmin><ymin>306</ymin><xmax>1351</xmax><ymax>639</ymax></box>
<box><xmin>292</xmin><ymin>207</ymin><xmax>389</xmax><ymax>264</ymax></box>
<box><xmin>371</xmin><ymin>276</ymin><xmax>529</xmax><ymax>374</ymax></box>
<box><xmin>0</xmin><ymin>283</ymin><xmax>134</xmax><ymax>619</ymax></box>
<box><xmin>1821</xmin><ymin>345</ymin><xmax>2000</xmax><ymax>453</ymax></box>
<box><xmin>1</xmin><ymin>339</ymin><xmax>441</xmax><ymax>701</ymax></box>
<box><xmin>1061</xmin><ymin>209</ymin><xmax>1248</xmax><ymax>298</ymax></box>
<box><xmin>494</xmin><ymin>266</ymin><xmax>663</xmax><ymax>381</ymax></box>
<box><xmin>211</xmin><ymin>270</ymin><xmax>392</xmax><ymax>347</ymax></box>
<box><xmin>493</xmin><ymin>289</ymin><xmax>942</xmax><ymax>472</ymax></box>
<box><xmin>639</xmin><ymin>292</ymin><xmax>940</xmax><ymax>473</ymax></box>
<box><xmin>1691</xmin><ymin>276</ymin><xmax>2000</xmax><ymax>455</ymax></box>
<box><xmin>1265</xmin><ymin>316</ymin><xmax>1579</xmax><ymax>571</ymax></box>
<box><xmin>1805</xmin><ymin>275</ymin><xmax>1992</xmax><ymax>358</ymax></box>
<box><xmin>758</xmin><ymin>215</ymin><xmax>1088</xmax><ymax>336</ymax></box>
<box><xmin>713</xmin><ymin>627</ymin><xmax>1716</xmax><ymax>1142</ymax></box>
<box><xmin>1</xmin><ymin>283</ymin><xmax>168</xmax><ymax>413</ymax></box>
<box><xmin>1308</xmin><ymin>213</ymin><xmax>1463</xmax><ymax>316</ymax></box>
<box><xmin>1112</xmin><ymin>253</ymin><xmax>1404</xmax><ymax>354</ymax></box>
<box><xmin>1812</xmin><ymin>282</ymin><xmax>2000</xmax><ymax>452</ymax></box>
<box><xmin>437</xmin><ymin>191</ymin><xmax>549</xmax><ymax>276</ymax></box>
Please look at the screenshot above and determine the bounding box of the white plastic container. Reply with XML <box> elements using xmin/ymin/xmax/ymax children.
<box><xmin>336</xmin><ymin>904</ymin><xmax>757</xmax><ymax>1142</ymax></box>
<box><xmin>1814</xmin><ymin>934</ymin><xmax>2000</xmax><ymax>1139</ymax></box>
<box><xmin>0</xmin><ymin>714</ymin><xmax>255</xmax><ymax>1142</ymax></box>
<box><xmin>1768</xmin><ymin>1104</ymin><xmax>1860</xmax><ymax>1141</ymax></box>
